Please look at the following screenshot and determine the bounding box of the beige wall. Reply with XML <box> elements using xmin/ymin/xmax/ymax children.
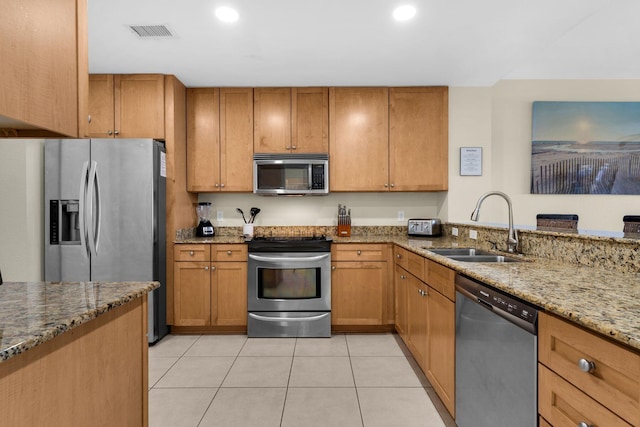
<box><xmin>448</xmin><ymin>81</ymin><xmax>640</xmax><ymax>234</ymax></box>
<box><xmin>0</xmin><ymin>140</ymin><xmax>43</xmax><ymax>281</ymax></box>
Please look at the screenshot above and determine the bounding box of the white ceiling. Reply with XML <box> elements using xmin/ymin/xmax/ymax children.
<box><xmin>88</xmin><ymin>0</ymin><xmax>640</xmax><ymax>87</ymax></box>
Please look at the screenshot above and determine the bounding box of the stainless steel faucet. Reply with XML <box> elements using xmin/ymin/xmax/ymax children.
<box><xmin>470</xmin><ymin>191</ymin><xmax>519</xmax><ymax>253</ymax></box>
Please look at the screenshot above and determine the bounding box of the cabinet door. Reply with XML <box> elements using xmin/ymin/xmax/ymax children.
<box><xmin>88</xmin><ymin>74</ymin><xmax>115</xmax><ymax>138</ymax></box>
<box><xmin>173</xmin><ymin>261</ymin><xmax>211</xmax><ymax>326</ymax></box>
<box><xmin>254</xmin><ymin>88</ymin><xmax>292</xmax><ymax>153</ymax></box>
<box><xmin>426</xmin><ymin>287</ymin><xmax>455</xmax><ymax>417</ymax></box>
<box><xmin>292</xmin><ymin>88</ymin><xmax>328</xmax><ymax>153</ymax></box>
<box><xmin>331</xmin><ymin>261</ymin><xmax>386</xmax><ymax>325</ymax></box>
<box><xmin>211</xmin><ymin>261</ymin><xmax>247</xmax><ymax>326</ymax></box>
<box><xmin>329</xmin><ymin>87</ymin><xmax>389</xmax><ymax>191</ymax></box>
<box><xmin>186</xmin><ymin>88</ymin><xmax>220</xmax><ymax>191</ymax></box>
<box><xmin>406</xmin><ymin>275</ymin><xmax>429</xmax><ymax>371</ymax></box>
<box><xmin>394</xmin><ymin>264</ymin><xmax>409</xmax><ymax>339</ymax></box>
<box><xmin>219</xmin><ymin>88</ymin><xmax>253</xmax><ymax>192</ymax></box>
<box><xmin>115</xmin><ymin>74</ymin><xmax>165</xmax><ymax>139</ymax></box>
<box><xmin>389</xmin><ymin>87</ymin><xmax>448</xmax><ymax>191</ymax></box>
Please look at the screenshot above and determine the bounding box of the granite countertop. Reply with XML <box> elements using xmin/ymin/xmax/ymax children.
<box><xmin>174</xmin><ymin>233</ymin><xmax>640</xmax><ymax>351</ymax></box>
<box><xmin>0</xmin><ymin>281</ymin><xmax>159</xmax><ymax>362</ymax></box>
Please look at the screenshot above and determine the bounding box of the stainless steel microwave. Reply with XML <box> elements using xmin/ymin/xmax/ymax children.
<box><xmin>253</xmin><ymin>153</ymin><xmax>329</xmax><ymax>195</ymax></box>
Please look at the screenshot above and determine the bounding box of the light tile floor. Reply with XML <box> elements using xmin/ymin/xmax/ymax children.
<box><xmin>149</xmin><ymin>333</ymin><xmax>456</xmax><ymax>427</ymax></box>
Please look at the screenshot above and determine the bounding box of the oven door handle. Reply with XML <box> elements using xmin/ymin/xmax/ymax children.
<box><xmin>248</xmin><ymin>253</ymin><xmax>330</xmax><ymax>263</ymax></box>
<box><xmin>248</xmin><ymin>313</ymin><xmax>330</xmax><ymax>322</ymax></box>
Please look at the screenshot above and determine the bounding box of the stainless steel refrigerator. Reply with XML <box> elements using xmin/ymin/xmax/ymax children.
<box><xmin>44</xmin><ymin>139</ymin><xmax>168</xmax><ymax>344</ymax></box>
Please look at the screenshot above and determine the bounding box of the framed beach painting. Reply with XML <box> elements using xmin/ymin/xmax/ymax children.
<box><xmin>531</xmin><ymin>101</ymin><xmax>640</xmax><ymax>195</ymax></box>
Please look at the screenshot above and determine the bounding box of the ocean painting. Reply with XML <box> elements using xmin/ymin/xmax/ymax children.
<box><xmin>531</xmin><ymin>101</ymin><xmax>640</xmax><ymax>195</ymax></box>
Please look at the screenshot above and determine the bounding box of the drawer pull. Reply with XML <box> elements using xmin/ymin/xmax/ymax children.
<box><xmin>331</xmin><ymin>266</ymin><xmax>336</xmax><ymax>270</ymax></box>
<box><xmin>396</xmin><ymin>254</ymin><xmax>401</xmax><ymax>259</ymax></box>
<box><xmin>204</xmin><ymin>266</ymin><xmax>209</xmax><ymax>270</ymax></box>
<box><xmin>578</xmin><ymin>422</ymin><xmax>593</xmax><ymax>427</ymax></box>
<box><xmin>578</xmin><ymin>358</ymin><xmax>596</xmax><ymax>373</ymax></box>
<box><xmin>189</xmin><ymin>251</ymin><xmax>194</xmax><ymax>256</ymax></box>
<box><xmin>227</xmin><ymin>250</ymin><xmax>232</xmax><ymax>255</ymax></box>
<box><xmin>357</xmin><ymin>250</ymin><xmax>362</xmax><ymax>255</ymax></box>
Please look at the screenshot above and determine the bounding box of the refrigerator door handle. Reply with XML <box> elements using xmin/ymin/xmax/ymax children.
<box><xmin>79</xmin><ymin>161</ymin><xmax>90</xmax><ymax>259</ymax></box>
<box><xmin>87</xmin><ymin>160</ymin><xmax>101</xmax><ymax>256</ymax></box>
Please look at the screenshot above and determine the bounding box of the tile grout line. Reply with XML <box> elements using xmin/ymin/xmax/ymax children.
<box><xmin>345</xmin><ymin>334</ymin><xmax>367</xmax><ymax>427</ymax></box>
<box><xmin>279</xmin><ymin>337</ymin><xmax>298</xmax><ymax>427</ymax></box>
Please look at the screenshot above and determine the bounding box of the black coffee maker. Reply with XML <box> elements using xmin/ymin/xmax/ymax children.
<box><xmin>196</xmin><ymin>202</ymin><xmax>215</xmax><ymax>237</ymax></box>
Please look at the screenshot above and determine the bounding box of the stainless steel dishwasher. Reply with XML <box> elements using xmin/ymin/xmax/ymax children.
<box><xmin>455</xmin><ymin>274</ymin><xmax>540</xmax><ymax>427</ymax></box>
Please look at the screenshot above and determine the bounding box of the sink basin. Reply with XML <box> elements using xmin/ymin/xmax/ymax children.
<box><xmin>427</xmin><ymin>248</ymin><xmax>493</xmax><ymax>256</ymax></box>
<box><xmin>447</xmin><ymin>255</ymin><xmax>520</xmax><ymax>263</ymax></box>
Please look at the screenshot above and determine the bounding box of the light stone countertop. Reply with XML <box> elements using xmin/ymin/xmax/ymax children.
<box><xmin>174</xmin><ymin>233</ymin><xmax>640</xmax><ymax>351</ymax></box>
<box><xmin>0</xmin><ymin>281</ymin><xmax>158</xmax><ymax>362</ymax></box>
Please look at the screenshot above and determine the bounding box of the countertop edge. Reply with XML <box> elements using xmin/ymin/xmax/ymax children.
<box><xmin>0</xmin><ymin>281</ymin><xmax>159</xmax><ymax>362</ymax></box>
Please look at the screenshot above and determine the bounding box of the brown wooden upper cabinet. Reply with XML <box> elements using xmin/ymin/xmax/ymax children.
<box><xmin>88</xmin><ymin>74</ymin><xmax>165</xmax><ymax>139</ymax></box>
<box><xmin>330</xmin><ymin>87</ymin><xmax>390</xmax><ymax>191</ymax></box>
<box><xmin>186</xmin><ymin>88</ymin><xmax>253</xmax><ymax>192</ymax></box>
<box><xmin>0</xmin><ymin>0</ymin><xmax>88</xmax><ymax>138</ymax></box>
<box><xmin>330</xmin><ymin>86</ymin><xmax>449</xmax><ymax>192</ymax></box>
<box><xmin>254</xmin><ymin>88</ymin><xmax>328</xmax><ymax>153</ymax></box>
<box><xmin>390</xmin><ymin>87</ymin><xmax>448</xmax><ymax>191</ymax></box>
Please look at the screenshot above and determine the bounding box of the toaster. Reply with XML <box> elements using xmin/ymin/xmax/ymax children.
<box><xmin>408</xmin><ymin>218</ymin><xmax>442</xmax><ymax>237</ymax></box>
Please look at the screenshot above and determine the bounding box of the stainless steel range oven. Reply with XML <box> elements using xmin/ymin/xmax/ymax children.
<box><xmin>247</xmin><ymin>236</ymin><xmax>332</xmax><ymax>337</ymax></box>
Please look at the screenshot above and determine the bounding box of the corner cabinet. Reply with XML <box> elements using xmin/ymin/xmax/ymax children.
<box><xmin>1</xmin><ymin>0</ymin><xmax>88</xmax><ymax>137</ymax></box>
<box><xmin>88</xmin><ymin>74</ymin><xmax>165</xmax><ymax>139</ymax></box>
<box><xmin>173</xmin><ymin>244</ymin><xmax>248</xmax><ymax>331</ymax></box>
<box><xmin>330</xmin><ymin>244</ymin><xmax>393</xmax><ymax>329</ymax></box>
<box><xmin>394</xmin><ymin>246</ymin><xmax>456</xmax><ymax>417</ymax></box>
<box><xmin>186</xmin><ymin>88</ymin><xmax>253</xmax><ymax>192</ymax></box>
<box><xmin>254</xmin><ymin>87</ymin><xmax>329</xmax><ymax>154</ymax></box>
<box><xmin>330</xmin><ymin>87</ymin><xmax>448</xmax><ymax>192</ymax></box>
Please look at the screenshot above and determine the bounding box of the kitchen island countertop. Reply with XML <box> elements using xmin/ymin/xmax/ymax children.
<box><xmin>0</xmin><ymin>281</ymin><xmax>158</xmax><ymax>362</ymax></box>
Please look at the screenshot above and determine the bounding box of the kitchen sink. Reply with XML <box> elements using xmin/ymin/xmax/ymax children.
<box><xmin>425</xmin><ymin>248</ymin><xmax>521</xmax><ymax>263</ymax></box>
<box><xmin>446</xmin><ymin>254</ymin><xmax>520</xmax><ymax>263</ymax></box>
<box><xmin>426</xmin><ymin>248</ymin><xmax>493</xmax><ymax>256</ymax></box>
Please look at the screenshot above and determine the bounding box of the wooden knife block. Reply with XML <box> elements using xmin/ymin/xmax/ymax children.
<box><xmin>338</xmin><ymin>224</ymin><xmax>351</xmax><ymax>237</ymax></box>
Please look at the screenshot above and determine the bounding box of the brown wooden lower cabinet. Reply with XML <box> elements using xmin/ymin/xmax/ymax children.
<box><xmin>393</xmin><ymin>248</ymin><xmax>456</xmax><ymax>418</ymax></box>
<box><xmin>173</xmin><ymin>244</ymin><xmax>247</xmax><ymax>330</ymax></box>
<box><xmin>538</xmin><ymin>312</ymin><xmax>640</xmax><ymax>426</ymax></box>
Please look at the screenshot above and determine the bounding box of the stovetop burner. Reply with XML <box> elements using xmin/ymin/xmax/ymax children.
<box><xmin>247</xmin><ymin>235</ymin><xmax>332</xmax><ymax>252</ymax></box>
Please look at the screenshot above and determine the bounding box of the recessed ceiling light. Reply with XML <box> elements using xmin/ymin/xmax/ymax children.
<box><xmin>215</xmin><ymin>6</ymin><xmax>239</xmax><ymax>23</ymax></box>
<box><xmin>393</xmin><ymin>5</ymin><xmax>416</xmax><ymax>21</ymax></box>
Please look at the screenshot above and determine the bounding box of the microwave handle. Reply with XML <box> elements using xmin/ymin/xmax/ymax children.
<box><xmin>308</xmin><ymin>164</ymin><xmax>313</xmax><ymax>189</ymax></box>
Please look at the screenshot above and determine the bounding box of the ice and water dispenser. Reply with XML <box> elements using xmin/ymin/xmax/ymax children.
<box><xmin>49</xmin><ymin>200</ymin><xmax>81</xmax><ymax>245</ymax></box>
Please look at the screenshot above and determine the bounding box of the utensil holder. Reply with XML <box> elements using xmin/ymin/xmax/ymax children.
<box><xmin>243</xmin><ymin>224</ymin><xmax>254</xmax><ymax>238</ymax></box>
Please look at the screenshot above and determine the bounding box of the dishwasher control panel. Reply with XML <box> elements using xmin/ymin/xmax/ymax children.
<box><xmin>455</xmin><ymin>274</ymin><xmax>539</xmax><ymax>328</ymax></box>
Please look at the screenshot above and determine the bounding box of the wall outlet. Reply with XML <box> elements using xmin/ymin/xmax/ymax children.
<box><xmin>452</xmin><ymin>227</ymin><xmax>458</xmax><ymax>236</ymax></box>
<box><xmin>397</xmin><ymin>210</ymin><xmax>405</xmax><ymax>221</ymax></box>
<box><xmin>217</xmin><ymin>211</ymin><xmax>224</xmax><ymax>221</ymax></box>
<box><xmin>469</xmin><ymin>229</ymin><xmax>478</xmax><ymax>240</ymax></box>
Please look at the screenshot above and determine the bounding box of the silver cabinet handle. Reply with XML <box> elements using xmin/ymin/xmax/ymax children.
<box><xmin>331</xmin><ymin>266</ymin><xmax>336</xmax><ymax>270</ymax></box>
<box><xmin>221</xmin><ymin>183</ymin><xmax>225</xmax><ymax>188</ymax></box>
<box><xmin>384</xmin><ymin>183</ymin><xmax>388</xmax><ymax>188</ymax></box>
<box><xmin>578</xmin><ymin>422</ymin><xmax>593</xmax><ymax>427</ymax></box>
<box><xmin>390</xmin><ymin>183</ymin><xmax>395</xmax><ymax>188</ymax></box>
<box><xmin>204</xmin><ymin>266</ymin><xmax>209</xmax><ymax>270</ymax></box>
<box><xmin>292</xmin><ymin>145</ymin><xmax>296</xmax><ymax>150</ymax></box>
<box><xmin>107</xmin><ymin>130</ymin><xmax>113</xmax><ymax>135</ymax></box>
<box><xmin>114</xmin><ymin>130</ymin><xmax>120</xmax><ymax>135</ymax></box>
<box><xmin>227</xmin><ymin>250</ymin><xmax>232</xmax><ymax>255</ymax></box>
<box><xmin>211</xmin><ymin>266</ymin><xmax>215</xmax><ymax>270</ymax></box>
<box><xmin>400</xmin><ymin>274</ymin><xmax>405</xmax><ymax>279</ymax></box>
<box><xmin>396</xmin><ymin>254</ymin><xmax>401</xmax><ymax>259</ymax></box>
<box><xmin>215</xmin><ymin>183</ymin><xmax>219</xmax><ymax>188</ymax></box>
<box><xmin>87</xmin><ymin>114</ymin><xmax>92</xmax><ymax>124</ymax></box>
<box><xmin>357</xmin><ymin>250</ymin><xmax>362</xmax><ymax>255</ymax></box>
<box><xmin>189</xmin><ymin>250</ymin><xmax>194</xmax><ymax>256</ymax></box>
<box><xmin>578</xmin><ymin>358</ymin><xmax>596</xmax><ymax>373</ymax></box>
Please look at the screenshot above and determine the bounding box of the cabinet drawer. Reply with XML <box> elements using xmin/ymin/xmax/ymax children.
<box><xmin>211</xmin><ymin>244</ymin><xmax>247</xmax><ymax>262</ymax></box>
<box><xmin>407</xmin><ymin>251</ymin><xmax>426</xmax><ymax>282</ymax></box>
<box><xmin>394</xmin><ymin>246</ymin><xmax>409</xmax><ymax>270</ymax></box>
<box><xmin>539</xmin><ymin>364</ymin><xmax>631</xmax><ymax>427</ymax></box>
<box><xmin>332</xmin><ymin>244</ymin><xmax>387</xmax><ymax>261</ymax></box>
<box><xmin>539</xmin><ymin>312</ymin><xmax>640</xmax><ymax>425</ymax></box>
<box><xmin>174</xmin><ymin>244</ymin><xmax>210</xmax><ymax>261</ymax></box>
<box><xmin>425</xmin><ymin>260</ymin><xmax>455</xmax><ymax>301</ymax></box>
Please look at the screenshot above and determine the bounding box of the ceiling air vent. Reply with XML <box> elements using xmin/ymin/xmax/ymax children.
<box><xmin>129</xmin><ymin>25</ymin><xmax>173</xmax><ymax>38</ymax></box>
